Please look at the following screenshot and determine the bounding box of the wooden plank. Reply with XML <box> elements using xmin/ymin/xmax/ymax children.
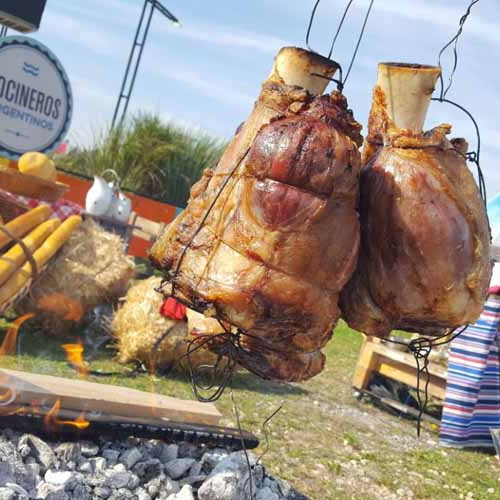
<box><xmin>134</xmin><ymin>216</ymin><xmax>163</xmax><ymax>238</ymax></box>
<box><xmin>353</xmin><ymin>336</ymin><xmax>448</xmax><ymax>401</ymax></box>
<box><xmin>352</xmin><ymin>336</ymin><xmax>380</xmax><ymax>390</ymax></box>
<box><xmin>359</xmin><ymin>388</ymin><xmax>441</xmax><ymax>425</ymax></box>
<box><xmin>0</xmin><ymin>368</ymin><xmax>221</xmax><ymax>426</ymax></box>
<box><xmin>0</xmin><ymin>404</ymin><xmax>210</xmax><ymax>428</ymax></box>
<box><xmin>372</xmin><ymin>340</ymin><xmax>448</xmax><ymax>378</ymax></box>
<box><xmin>377</xmin><ymin>360</ymin><xmax>446</xmax><ymax>400</ymax></box>
<box><xmin>0</xmin><ymin>169</ymin><xmax>69</xmax><ymax>202</ymax></box>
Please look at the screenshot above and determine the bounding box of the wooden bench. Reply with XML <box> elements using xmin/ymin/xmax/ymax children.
<box><xmin>353</xmin><ymin>336</ymin><xmax>448</xmax><ymax>401</ymax></box>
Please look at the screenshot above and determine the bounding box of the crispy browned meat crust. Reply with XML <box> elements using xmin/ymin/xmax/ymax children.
<box><xmin>341</xmin><ymin>125</ymin><xmax>491</xmax><ymax>337</ymax></box>
<box><xmin>151</xmin><ymin>84</ymin><xmax>362</xmax><ymax>381</ymax></box>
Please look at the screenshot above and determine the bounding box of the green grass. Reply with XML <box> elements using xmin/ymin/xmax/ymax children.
<box><xmin>0</xmin><ymin>320</ymin><xmax>498</xmax><ymax>499</ymax></box>
<box><xmin>58</xmin><ymin>113</ymin><xmax>227</xmax><ymax>207</ymax></box>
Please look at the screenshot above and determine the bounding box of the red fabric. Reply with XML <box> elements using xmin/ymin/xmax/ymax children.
<box><xmin>488</xmin><ymin>285</ymin><xmax>500</xmax><ymax>296</ymax></box>
<box><xmin>0</xmin><ymin>189</ymin><xmax>83</xmax><ymax>221</ymax></box>
<box><xmin>159</xmin><ymin>297</ymin><xmax>186</xmax><ymax>320</ymax></box>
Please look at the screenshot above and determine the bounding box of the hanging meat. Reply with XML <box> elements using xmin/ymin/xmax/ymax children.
<box><xmin>340</xmin><ymin>62</ymin><xmax>491</xmax><ymax>338</ymax></box>
<box><xmin>151</xmin><ymin>47</ymin><xmax>363</xmax><ymax>381</ymax></box>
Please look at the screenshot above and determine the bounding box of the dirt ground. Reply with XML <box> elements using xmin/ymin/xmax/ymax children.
<box><xmin>215</xmin><ymin>322</ymin><xmax>500</xmax><ymax>499</ymax></box>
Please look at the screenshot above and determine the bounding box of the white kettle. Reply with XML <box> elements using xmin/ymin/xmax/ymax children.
<box><xmin>85</xmin><ymin>176</ymin><xmax>113</xmax><ymax>216</ymax></box>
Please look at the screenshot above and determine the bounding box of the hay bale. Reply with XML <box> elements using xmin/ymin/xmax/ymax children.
<box><xmin>112</xmin><ymin>276</ymin><xmax>217</xmax><ymax>371</ymax></box>
<box><xmin>18</xmin><ymin>218</ymin><xmax>135</xmax><ymax>334</ymax></box>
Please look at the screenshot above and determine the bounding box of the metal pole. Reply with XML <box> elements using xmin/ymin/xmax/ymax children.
<box><xmin>0</xmin><ymin>26</ymin><xmax>8</xmax><ymax>37</ymax></box>
<box><xmin>119</xmin><ymin>0</ymin><xmax>155</xmax><ymax>126</ymax></box>
<box><xmin>111</xmin><ymin>0</ymin><xmax>179</xmax><ymax>129</ymax></box>
<box><xmin>111</xmin><ymin>0</ymin><xmax>149</xmax><ymax>128</ymax></box>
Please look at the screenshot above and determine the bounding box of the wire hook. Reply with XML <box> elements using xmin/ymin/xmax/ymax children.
<box><xmin>305</xmin><ymin>0</ymin><xmax>375</xmax><ymax>89</ymax></box>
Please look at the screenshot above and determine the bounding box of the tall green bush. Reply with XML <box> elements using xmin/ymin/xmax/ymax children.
<box><xmin>59</xmin><ymin>114</ymin><xmax>226</xmax><ymax>207</ymax></box>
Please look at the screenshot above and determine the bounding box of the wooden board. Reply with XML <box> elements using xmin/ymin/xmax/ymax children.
<box><xmin>0</xmin><ymin>368</ymin><xmax>221</xmax><ymax>426</ymax></box>
<box><xmin>0</xmin><ymin>169</ymin><xmax>69</xmax><ymax>202</ymax></box>
<box><xmin>132</xmin><ymin>215</ymin><xmax>164</xmax><ymax>242</ymax></box>
<box><xmin>352</xmin><ymin>336</ymin><xmax>447</xmax><ymax>401</ymax></box>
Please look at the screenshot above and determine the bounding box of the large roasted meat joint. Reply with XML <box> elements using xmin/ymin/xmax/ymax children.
<box><xmin>151</xmin><ymin>47</ymin><xmax>363</xmax><ymax>381</ymax></box>
<box><xmin>340</xmin><ymin>63</ymin><xmax>492</xmax><ymax>338</ymax></box>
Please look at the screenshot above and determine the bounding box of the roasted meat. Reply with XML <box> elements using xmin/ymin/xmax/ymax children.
<box><xmin>340</xmin><ymin>63</ymin><xmax>491</xmax><ymax>338</ymax></box>
<box><xmin>151</xmin><ymin>47</ymin><xmax>362</xmax><ymax>381</ymax></box>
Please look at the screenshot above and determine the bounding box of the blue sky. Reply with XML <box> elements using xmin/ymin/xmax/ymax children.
<box><xmin>32</xmin><ymin>0</ymin><xmax>500</xmax><ymax>197</ymax></box>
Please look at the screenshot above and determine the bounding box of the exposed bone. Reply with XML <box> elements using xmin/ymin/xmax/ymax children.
<box><xmin>269</xmin><ymin>46</ymin><xmax>339</xmax><ymax>95</ymax></box>
<box><xmin>375</xmin><ymin>62</ymin><xmax>440</xmax><ymax>133</ymax></box>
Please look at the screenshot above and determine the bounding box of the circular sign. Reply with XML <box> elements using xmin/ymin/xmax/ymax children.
<box><xmin>0</xmin><ymin>36</ymin><xmax>72</xmax><ymax>159</ymax></box>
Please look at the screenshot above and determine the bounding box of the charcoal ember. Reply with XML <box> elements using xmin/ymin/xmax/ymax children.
<box><xmin>119</xmin><ymin>447</ymin><xmax>142</xmax><ymax>469</ymax></box>
<box><xmin>0</xmin><ymin>438</ymin><xmax>35</xmax><ymax>489</ymax></box>
<box><xmin>135</xmin><ymin>488</ymin><xmax>151</xmax><ymax>500</ymax></box>
<box><xmin>0</xmin><ymin>429</ymin><xmax>307</xmax><ymax>500</ymax></box>
<box><xmin>0</xmin><ymin>487</ymin><xmax>15</xmax><ymax>500</ymax></box>
<box><xmin>80</xmin><ymin>442</ymin><xmax>99</xmax><ymax>457</ymax></box>
<box><xmin>45</xmin><ymin>489</ymin><xmax>68</xmax><ymax>500</ymax></box>
<box><xmin>165</xmin><ymin>458</ymin><xmax>196</xmax><ymax>480</ymax></box>
<box><xmin>160</xmin><ymin>444</ymin><xmax>178</xmax><ymax>463</ymax></box>
<box><xmin>132</xmin><ymin>459</ymin><xmax>162</xmax><ymax>482</ymax></box>
<box><xmin>167</xmin><ymin>484</ymin><xmax>195</xmax><ymax>500</ymax></box>
<box><xmin>93</xmin><ymin>486</ymin><xmax>112</xmax><ymax>499</ymax></box>
<box><xmin>18</xmin><ymin>434</ymin><xmax>55</xmax><ymax>471</ymax></box>
<box><xmin>54</xmin><ymin>443</ymin><xmax>81</xmax><ymax>464</ymax></box>
<box><xmin>104</xmin><ymin>471</ymin><xmax>132</xmax><ymax>489</ymax></box>
<box><xmin>71</xmin><ymin>483</ymin><xmax>92</xmax><ymax>500</ymax></box>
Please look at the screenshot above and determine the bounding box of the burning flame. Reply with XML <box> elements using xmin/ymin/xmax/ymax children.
<box><xmin>0</xmin><ymin>373</ymin><xmax>15</xmax><ymax>407</ymax></box>
<box><xmin>37</xmin><ymin>293</ymin><xmax>83</xmax><ymax>322</ymax></box>
<box><xmin>0</xmin><ymin>387</ymin><xmax>15</xmax><ymax>406</ymax></box>
<box><xmin>0</xmin><ymin>313</ymin><xmax>35</xmax><ymax>356</ymax></box>
<box><xmin>61</xmin><ymin>343</ymin><xmax>88</xmax><ymax>377</ymax></box>
<box><xmin>44</xmin><ymin>399</ymin><xmax>90</xmax><ymax>431</ymax></box>
<box><xmin>0</xmin><ymin>315</ymin><xmax>34</xmax><ymax>413</ymax></box>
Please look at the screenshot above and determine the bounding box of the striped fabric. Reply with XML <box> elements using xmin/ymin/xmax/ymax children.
<box><xmin>440</xmin><ymin>294</ymin><xmax>500</xmax><ymax>448</ymax></box>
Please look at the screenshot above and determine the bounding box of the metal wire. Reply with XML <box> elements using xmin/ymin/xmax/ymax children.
<box><xmin>436</xmin><ymin>0</ymin><xmax>480</xmax><ymax>100</ymax></box>
<box><xmin>231</xmin><ymin>389</ymin><xmax>255</xmax><ymax>500</ymax></box>
<box><xmin>256</xmin><ymin>405</ymin><xmax>282</xmax><ymax>466</ymax></box>
<box><xmin>431</xmin><ymin>1</ymin><xmax>487</xmax><ymax>209</ymax></box>
<box><xmin>327</xmin><ymin>0</ymin><xmax>355</xmax><ymax>59</ymax></box>
<box><xmin>305</xmin><ymin>0</ymin><xmax>375</xmax><ymax>89</ymax></box>
<box><xmin>342</xmin><ymin>0</ymin><xmax>374</xmax><ymax>86</ymax></box>
<box><xmin>431</xmin><ymin>97</ymin><xmax>487</xmax><ymax>205</ymax></box>
<box><xmin>383</xmin><ymin>325</ymin><xmax>468</xmax><ymax>435</ymax></box>
<box><xmin>170</xmin><ymin>147</ymin><xmax>250</xmax><ymax>297</ymax></box>
<box><xmin>382</xmin><ymin>5</ymin><xmax>486</xmax><ymax>435</ymax></box>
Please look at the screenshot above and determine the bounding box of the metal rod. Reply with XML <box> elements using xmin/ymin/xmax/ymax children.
<box><xmin>111</xmin><ymin>0</ymin><xmax>149</xmax><ymax>128</ymax></box>
<box><xmin>111</xmin><ymin>0</ymin><xmax>180</xmax><ymax>129</ymax></box>
<box><xmin>119</xmin><ymin>0</ymin><xmax>155</xmax><ymax>126</ymax></box>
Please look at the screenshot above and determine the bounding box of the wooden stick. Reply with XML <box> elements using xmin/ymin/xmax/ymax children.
<box><xmin>0</xmin><ymin>368</ymin><xmax>221</xmax><ymax>426</ymax></box>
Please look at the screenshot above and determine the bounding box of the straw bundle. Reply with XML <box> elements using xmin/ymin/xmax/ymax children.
<box><xmin>112</xmin><ymin>276</ymin><xmax>217</xmax><ymax>371</ymax></box>
<box><xmin>18</xmin><ymin>218</ymin><xmax>135</xmax><ymax>334</ymax></box>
